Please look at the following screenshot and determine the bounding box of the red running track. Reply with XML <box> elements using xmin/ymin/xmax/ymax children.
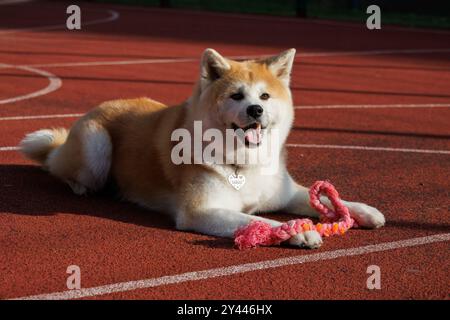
<box><xmin>0</xmin><ymin>0</ymin><xmax>449</xmax><ymax>299</ymax></box>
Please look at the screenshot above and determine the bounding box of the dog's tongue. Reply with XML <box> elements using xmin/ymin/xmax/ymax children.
<box><xmin>245</xmin><ymin>124</ymin><xmax>262</xmax><ymax>144</ymax></box>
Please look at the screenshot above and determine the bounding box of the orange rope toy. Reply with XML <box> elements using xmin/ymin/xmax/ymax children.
<box><xmin>234</xmin><ymin>181</ymin><xmax>357</xmax><ymax>249</ymax></box>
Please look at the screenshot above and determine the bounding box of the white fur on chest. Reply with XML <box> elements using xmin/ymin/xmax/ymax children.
<box><xmin>237</xmin><ymin>172</ymin><xmax>277</xmax><ymax>213</ymax></box>
<box><xmin>200</xmin><ymin>163</ymin><xmax>288</xmax><ymax>214</ymax></box>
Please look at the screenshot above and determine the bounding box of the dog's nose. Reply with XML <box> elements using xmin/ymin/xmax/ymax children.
<box><xmin>246</xmin><ymin>105</ymin><xmax>263</xmax><ymax>119</ymax></box>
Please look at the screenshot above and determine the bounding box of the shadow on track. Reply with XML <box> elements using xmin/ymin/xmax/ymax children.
<box><xmin>388</xmin><ymin>220</ymin><xmax>450</xmax><ymax>233</ymax></box>
<box><xmin>0</xmin><ymin>164</ymin><xmax>174</xmax><ymax>231</ymax></box>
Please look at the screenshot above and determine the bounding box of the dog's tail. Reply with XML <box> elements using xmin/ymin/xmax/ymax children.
<box><xmin>20</xmin><ymin>128</ymin><xmax>69</xmax><ymax>164</ymax></box>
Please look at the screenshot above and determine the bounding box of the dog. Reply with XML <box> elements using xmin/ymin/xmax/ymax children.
<box><xmin>20</xmin><ymin>48</ymin><xmax>385</xmax><ymax>248</ymax></box>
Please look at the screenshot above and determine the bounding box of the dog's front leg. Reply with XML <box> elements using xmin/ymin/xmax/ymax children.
<box><xmin>283</xmin><ymin>175</ymin><xmax>385</xmax><ymax>229</ymax></box>
<box><xmin>176</xmin><ymin>208</ymin><xmax>281</xmax><ymax>238</ymax></box>
<box><xmin>176</xmin><ymin>208</ymin><xmax>320</xmax><ymax>249</ymax></box>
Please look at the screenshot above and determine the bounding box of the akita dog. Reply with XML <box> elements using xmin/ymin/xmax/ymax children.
<box><xmin>20</xmin><ymin>48</ymin><xmax>385</xmax><ymax>248</ymax></box>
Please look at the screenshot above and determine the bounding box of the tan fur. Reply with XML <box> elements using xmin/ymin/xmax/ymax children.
<box><xmin>20</xmin><ymin>49</ymin><xmax>385</xmax><ymax>248</ymax></box>
<box><xmin>23</xmin><ymin>58</ymin><xmax>293</xmax><ymax>208</ymax></box>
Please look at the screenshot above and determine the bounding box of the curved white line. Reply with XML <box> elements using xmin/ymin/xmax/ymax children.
<box><xmin>82</xmin><ymin>9</ymin><xmax>120</xmax><ymax>27</ymax></box>
<box><xmin>0</xmin><ymin>9</ymin><xmax>119</xmax><ymax>34</ymax></box>
<box><xmin>0</xmin><ymin>64</ymin><xmax>62</xmax><ymax>104</ymax></box>
<box><xmin>0</xmin><ymin>8</ymin><xmax>119</xmax><ymax>105</ymax></box>
<box><xmin>295</xmin><ymin>103</ymin><xmax>450</xmax><ymax>110</ymax></box>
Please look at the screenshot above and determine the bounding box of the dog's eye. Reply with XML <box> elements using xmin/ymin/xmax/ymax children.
<box><xmin>260</xmin><ymin>93</ymin><xmax>270</xmax><ymax>100</ymax></box>
<box><xmin>230</xmin><ymin>93</ymin><xmax>244</xmax><ymax>101</ymax></box>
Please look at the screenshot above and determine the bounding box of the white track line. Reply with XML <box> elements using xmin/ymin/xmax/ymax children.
<box><xmin>0</xmin><ymin>9</ymin><xmax>119</xmax><ymax>35</ymax></box>
<box><xmin>0</xmin><ymin>113</ymin><xmax>83</xmax><ymax>121</ymax></box>
<box><xmin>1</xmin><ymin>103</ymin><xmax>449</xmax><ymax>121</ymax></box>
<box><xmin>0</xmin><ymin>4</ymin><xmax>447</xmax><ymax>301</ymax></box>
<box><xmin>295</xmin><ymin>103</ymin><xmax>450</xmax><ymax>110</ymax></box>
<box><xmin>10</xmin><ymin>233</ymin><xmax>450</xmax><ymax>300</ymax></box>
<box><xmin>2</xmin><ymin>55</ymin><xmax>261</xmax><ymax>69</ymax></box>
<box><xmin>1</xmin><ymin>48</ymin><xmax>449</xmax><ymax>69</ymax></box>
<box><xmin>295</xmin><ymin>48</ymin><xmax>450</xmax><ymax>58</ymax></box>
<box><xmin>2</xmin><ymin>144</ymin><xmax>449</xmax><ymax>155</ymax></box>
<box><xmin>286</xmin><ymin>143</ymin><xmax>450</xmax><ymax>155</ymax></box>
<box><xmin>0</xmin><ymin>8</ymin><xmax>119</xmax><ymax>104</ymax></box>
<box><xmin>0</xmin><ymin>0</ymin><xmax>33</xmax><ymax>5</ymax></box>
<box><xmin>22</xmin><ymin>58</ymin><xmax>197</xmax><ymax>69</ymax></box>
<box><xmin>0</xmin><ymin>64</ymin><xmax>62</xmax><ymax>105</ymax></box>
<box><xmin>1</xmin><ymin>109</ymin><xmax>449</xmax><ymax>154</ymax></box>
<box><xmin>0</xmin><ymin>146</ymin><xmax>19</xmax><ymax>151</ymax></box>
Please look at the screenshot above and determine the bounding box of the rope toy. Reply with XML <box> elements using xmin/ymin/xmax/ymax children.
<box><xmin>234</xmin><ymin>181</ymin><xmax>357</xmax><ymax>249</ymax></box>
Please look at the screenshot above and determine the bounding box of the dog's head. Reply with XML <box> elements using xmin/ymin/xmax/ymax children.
<box><xmin>193</xmin><ymin>48</ymin><xmax>296</xmax><ymax>149</ymax></box>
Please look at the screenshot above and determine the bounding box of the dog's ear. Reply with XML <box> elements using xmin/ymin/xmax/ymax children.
<box><xmin>200</xmin><ymin>48</ymin><xmax>231</xmax><ymax>87</ymax></box>
<box><xmin>263</xmin><ymin>48</ymin><xmax>296</xmax><ymax>86</ymax></box>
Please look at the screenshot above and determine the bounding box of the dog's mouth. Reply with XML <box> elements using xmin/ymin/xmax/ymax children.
<box><xmin>231</xmin><ymin>122</ymin><xmax>263</xmax><ymax>146</ymax></box>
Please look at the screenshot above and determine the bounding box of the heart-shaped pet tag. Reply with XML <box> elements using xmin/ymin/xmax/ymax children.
<box><xmin>228</xmin><ymin>174</ymin><xmax>246</xmax><ymax>190</ymax></box>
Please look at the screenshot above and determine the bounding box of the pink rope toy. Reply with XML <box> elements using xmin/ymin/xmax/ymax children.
<box><xmin>234</xmin><ymin>181</ymin><xmax>358</xmax><ymax>249</ymax></box>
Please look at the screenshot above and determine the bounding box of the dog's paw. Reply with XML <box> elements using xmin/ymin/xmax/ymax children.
<box><xmin>66</xmin><ymin>180</ymin><xmax>88</xmax><ymax>195</ymax></box>
<box><xmin>288</xmin><ymin>230</ymin><xmax>323</xmax><ymax>249</ymax></box>
<box><xmin>348</xmin><ymin>203</ymin><xmax>385</xmax><ymax>229</ymax></box>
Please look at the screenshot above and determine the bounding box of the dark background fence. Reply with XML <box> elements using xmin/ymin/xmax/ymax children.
<box><xmin>85</xmin><ymin>0</ymin><xmax>449</xmax><ymax>29</ymax></box>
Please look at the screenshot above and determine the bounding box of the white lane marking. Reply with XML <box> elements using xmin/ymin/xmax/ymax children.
<box><xmin>1</xmin><ymin>102</ymin><xmax>449</xmax><ymax>121</ymax></box>
<box><xmin>22</xmin><ymin>58</ymin><xmax>196</xmax><ymax>68</ymax></box>
<box><xmin>297</xmin><ymin>48</ymin><xmax>450</xmax><ymax>57</ymax></box>
<box><xmin>2</xmin><ymin>54</ymin><xmax>262</xmax><ymax>69</ymax></box>
<box><xmin>0</xmin><ymin>146</ymin><xmax>19</xmax><ymax>151</ymax></box>
<box><xmin>2</xmin><ymin>143</ymin><xmax>449</xmax><ymax>155</ymax></box>
<box><xmin>1</xmin><ymin>48</ymin><xmax>449</xmax><ymax>69</ymax></box>
<box><xmin>295</xmin><ymin>103</ymin><xmax>450</xmax><ymax>110</ymax></box>
<box><xmin>0</xmin><ymin>9</ymin><xmax>119</xmax><ymax>34</ymax></box>
<box><xmin>286</xmin><ymin>143</ymin><xmax>450</xmax><ymax>155</ymax></box>
<box><xmin>0</xmin><ymin>0</ymin><xmax>33</xmax><ymax>5</ymax></box>
<box><xmin>0</xmin><ymin>64</ymin><xmax>62</xmax><ymax>105</ymax></box>
<box><xmin>73</xmin><ymin>9</ymin><xmax>119</xmax><ymax>28</ymax></box>
<box><xmin>0</xmin><ymin>113</ymin><xmax>83</xmax><ymax>121</ymax></box>
<box><xmin>10</xmin><ymin>233</ymin><xmax>450</xmax><ymax>300</ymax></box>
